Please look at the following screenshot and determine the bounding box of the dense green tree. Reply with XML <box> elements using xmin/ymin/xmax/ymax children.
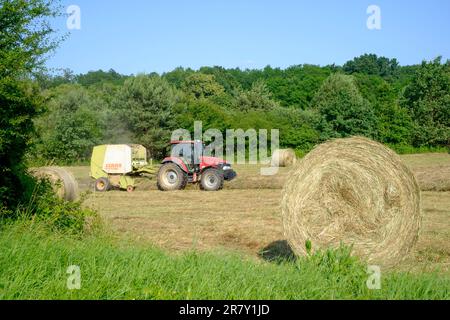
<box><xmin>266</xmin><ymin>65</ymin><xmax>331</xmax><ymax>109</ymax></box>
<box><xmin>175</xmin><ymin>99</ymin><xmax>231</xmax><ymax>133</ymax></box>
<box><xmin>235</xmin><ymin>79</ymin><xmax>279</xmax><ymax>111</ymax></box>
<box><xmin>163</xmin><ymin>67</ymin><xmax>194</xmax><ymax>88</ymax></box>
<box><xmin>312</xmin><ymin>74</ymin><xmax>377</xmax><ymax>140</ymax></box>
<box><xmin>116</xmin><ymin>75</ymin><xmax>178</xmax><ymax>158</ymax></box>
<box><xmin>198</xmin><ymin>66</ymin><xmax>242</xmax><ymax>94</ymax></box>
<box><xmin>394</xmin><ymin>65</ymin><xmax>421</xmax><ymax>91</ymax></box>
<box><xmin>0</xmin><ymin>0</ymin><xmax>61</xmax><ymax>78</ymax></box>
<box><xmin>227</xmin><ymin>68</ymin><xmax>264</xmax><ymax>90</ymax></box>
<box><xmin>0</xmin><ymin>0</ymin><xmax>61</xmax><ymax>208</ymax></box>
<box><xmin>33</xmin><ymin>85</ymin><xmax>106</xmax><ymax>162</ymax></box>
<box><xmin>377</xmin><ymin>104</ymin><xmax>414</xmax><ymax>145</ymax></box>
<box><xmin>343</xmin><ymin>54</ymin><xmax>399</xmax><ymax>78</ymax></box>
<box><xmin>401</xmin><ymin>57</ymin><xmax>450</xmax><ymax>147</ymax></box>
<box><xmin>35</xmin><ymin>68</ymin><xmax>75</xmax><ymax>89</ymax></box>
<box><xmin>182</xmin><ymin>73</ymin><xmax>225</xmax><ymax>99</ymax></box>
<box><xmin>354</xmin><ymin>74</ymin><xmax>413</xmax><ymax>145</ymax></box>
<box><xmin>76</xmin><ymin>69</ymin><xmax>129</xmax><ymax>87</ymax></box>
<box><xmin>268</xmin><ymin>107</ymin><xmax>320</xmax><ymax>152</ymax></box>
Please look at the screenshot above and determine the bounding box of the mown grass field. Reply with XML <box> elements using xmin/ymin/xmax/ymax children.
<box><xmin>77</xmin><ymin>153</ymin><xmax>450</xmax><ymax>273</ymax></box>
<box><xmin>1</xmin><ymin>153</ymin><xmax>449</xmax><ymax>299</ymax></box>
<box><xmin>82</xmin><ymin>190</ymin><xmax>450</xmax><ymax>274</ymax></box>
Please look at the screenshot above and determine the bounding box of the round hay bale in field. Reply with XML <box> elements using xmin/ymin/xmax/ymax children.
<box><xmin>31</xmin><ymin>167</ymin><xmax>79</xmax><ymax>202</ymax></box>
<box><xmin>271</xmin><ymin>149</ymin><xmax>297</xmax><ymax>167</ymax></box>
<box><xmin>281</xmin><ymin>137</ymin><xmax>421</xmax><ymax>267</ymax></box>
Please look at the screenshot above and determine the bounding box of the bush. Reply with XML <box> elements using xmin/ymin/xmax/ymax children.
<box><xmin>1</xmin><ymin>174</ymin><xmax>96</xmax><ymax>234</ymax></box>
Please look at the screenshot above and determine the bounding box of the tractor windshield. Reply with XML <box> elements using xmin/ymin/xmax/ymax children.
<box><xmin>170</xmin><ymin>141</ymin><xmax>204</xmax><ymax>165</ymax></box>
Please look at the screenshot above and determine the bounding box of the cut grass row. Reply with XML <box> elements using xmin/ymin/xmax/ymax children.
<box><xmin>0</xmin><ymin>221</ymin><xmax>448</xmax><ymax>300</ymax></box>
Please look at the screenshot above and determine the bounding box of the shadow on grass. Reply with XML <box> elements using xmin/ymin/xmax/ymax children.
<box><xmin>259</xmin><ymin>240</ymin><xmax>296</xmax><ymax>263</ymax></box>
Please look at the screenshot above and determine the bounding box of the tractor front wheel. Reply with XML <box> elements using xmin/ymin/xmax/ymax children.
<box><xmin>95</xmin><ymin>177</ymin><xmax>110</xmax><ymax>192</ymax></box>
<box><xmin>157</xmin><ymin>163</ymin><xmax>187</xmax><ymax>191</ymax></box>
<box><xmin>200</xmin><ymin>168</ymin><xmax>224</xmax><ymax>191</ymax></box>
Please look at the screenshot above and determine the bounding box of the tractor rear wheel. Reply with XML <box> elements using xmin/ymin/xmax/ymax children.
<box><xmin>95</xmin><ymin>177</ymin><xmax>110</xmax><ymax>192</ymax></box>
<box><xmin>157</xmin><ymin>163</ymin><xmax>187</xmax><ymax>191</ymax></box>
<box><xmin>200</xmin><ymin>168</ymin><xmax>224</xmax><ymax>191</ymax></box>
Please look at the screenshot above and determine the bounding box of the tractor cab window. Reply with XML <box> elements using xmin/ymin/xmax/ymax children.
<box><xmin>171</xmin><ymin>143</ymin><xmax>192</xmax><ymax>162</ymax></box>
<box><xmin>171</xmin><ymin>142</ymin><xmax>204</xmax><ymax>167</ymax></box>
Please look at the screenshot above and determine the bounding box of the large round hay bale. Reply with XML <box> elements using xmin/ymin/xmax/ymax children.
<box><xmin>281</xmin><ymin>137</ymin><xmax>421</xmax><ymax>267</ymax></box>
<box><xmin>271</xmin><ymin>149</ymin><xmax>297</xmax><ymax>167</ymax></box>
<box><xmin>31</xmin><ymin>167</ymin><xmax>79</xmax><ymax>202</ymax></box>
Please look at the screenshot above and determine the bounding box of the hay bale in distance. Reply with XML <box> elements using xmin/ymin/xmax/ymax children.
<box><xmin>31</xmin><ymin>167</ymin><xmax>79</xmax><ymax>202</ymax></box>
<box><xmin>281</xmin><ymin>137</ymin><xmax>421</xmax><ymax>267</ymax></box>
<box><xmin>271</xmin><ymin>149</ymin><xmax>297</xmax><ymax>167</ymax></box>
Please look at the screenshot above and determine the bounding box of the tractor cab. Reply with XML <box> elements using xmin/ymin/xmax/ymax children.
<box><xmin>157</xmin><ymin>140</ymin><xmax>236</xmax><ymax>191</ymax></box>
<box><xmin>170</xmin><ymin>140</ymin><xmax>204</xmax><ymax>172</ymax></box>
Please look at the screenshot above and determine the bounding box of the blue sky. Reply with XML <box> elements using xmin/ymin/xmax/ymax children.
<box><xmin>46</xmin><ymin>0</ymin><xmax>450</xmax><ymax>74</ymax></box>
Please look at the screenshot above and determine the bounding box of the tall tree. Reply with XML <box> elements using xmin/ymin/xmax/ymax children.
<box><xmin>182</xmin><ymin>73</ymin><xmax>225</xmax><ymax>99</ymax></box>
<box><xmin>401</xmin><ymin>57</ymin><xmax>450</xmax><ymax>147</ymax></box>
<box><xmin>0</xmin><ymin>0</ymin><xmax>62</xmax><ymax>208</ymax></box>
<box><xmin>312</xmin><ymin>73</ymin><xmax>377</xmax><ymax>140</ymax></box>
<box><xmin>163</xmin><ymin>67</ymin><xmax>194</xmax><ymax>88</ymax></box>
<box><xmin>235</xmin><ymin>79</ymin><xmax>279</xmax><ymax>111</ymax></box>
<box><xmin>34</xmin><ymin>85</ymin><xmax>106</xmax><ymax>162</ymax></box>
<box><xmin>116</xmin><ymin>75</ymin><xmax>178</xmax><ymax>158</ymax></box>
<box><xmin>354</xmin><ymin>74</ymin><xmax>413</xmax><ymax>145</ymax></box>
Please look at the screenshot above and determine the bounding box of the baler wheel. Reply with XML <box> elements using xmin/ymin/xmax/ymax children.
<box><xmin>95</xmin><ymin>177</ymin><xmax>110</xmax><ymax>192</ymax></box>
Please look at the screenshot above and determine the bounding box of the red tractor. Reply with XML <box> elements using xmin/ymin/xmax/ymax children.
<box><xmin>157</xmin><ymin>140</ymin><xmax>236</xmax><ymax>191</ymax></box>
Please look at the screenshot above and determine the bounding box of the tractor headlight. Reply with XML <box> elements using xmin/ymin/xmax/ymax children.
<box><xmin>223</xmin><ymin>165</ymin><xmax>232</xmax><ymax>171</ymax></box>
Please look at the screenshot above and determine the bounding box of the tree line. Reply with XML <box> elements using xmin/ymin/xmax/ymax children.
<box><xmin>31</xmin><ymin>54</ymin><xmax>449</xmax><ymax>164</ymax></box>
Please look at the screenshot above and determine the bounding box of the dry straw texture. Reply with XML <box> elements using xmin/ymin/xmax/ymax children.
<box><xmin>281</xmin><ymin>137</ymin><xmax>421</xmax><ymax>267</ymax></box>
<box><xmin>271</xmin><ymin>149</ymin><xmax>297</xmax><ymax>167</ymax></box>
<box><xmin>31</xmin><ymin>167</ymin><xmax>79</xmax><ymax>202</ymax></box>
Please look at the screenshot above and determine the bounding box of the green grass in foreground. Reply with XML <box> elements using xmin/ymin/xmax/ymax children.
<box><xmin>0</xmin><ymin>221</ymin><xmax>448</xmax><ymax>300</ymax></box>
